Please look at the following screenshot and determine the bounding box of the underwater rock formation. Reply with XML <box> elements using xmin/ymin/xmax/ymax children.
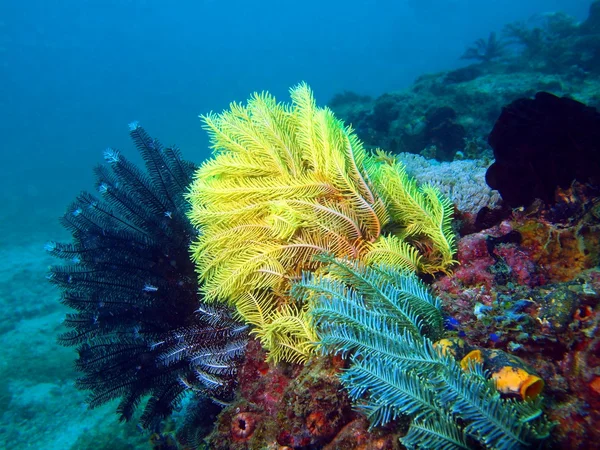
<box><xmin>329</xmin><ymin>2</ymin><xmax>600</xmax><ymax>162</ymax></box>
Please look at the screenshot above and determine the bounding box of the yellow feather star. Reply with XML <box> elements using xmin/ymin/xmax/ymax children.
<box><xmin>186</xmin><ymin>82</ymin><xmax>456</xmax><ymax>363</ymax></box>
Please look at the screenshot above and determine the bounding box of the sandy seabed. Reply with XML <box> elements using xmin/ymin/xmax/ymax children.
<box><xmin>0</xmin><ymin>218</ymin><xmax>149</xmax><ymax>450</ymax></box>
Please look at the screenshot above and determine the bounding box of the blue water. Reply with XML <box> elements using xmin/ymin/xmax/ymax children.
<box><xmin>0</xmin><ymin>1</ymin><xmax>593</xmax><ymax>448</ymax></box>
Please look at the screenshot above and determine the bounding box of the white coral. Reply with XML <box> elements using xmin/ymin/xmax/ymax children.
<box><xmin>399</xmin><ymin>153</ymin><xmax>500</xmax><ymax>214</ymax></box>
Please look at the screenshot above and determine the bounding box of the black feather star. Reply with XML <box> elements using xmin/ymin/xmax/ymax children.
<box><xmin>47</xmin><ymin>122</ymin><xmax>247</xmax><ymax>430</ymax></box>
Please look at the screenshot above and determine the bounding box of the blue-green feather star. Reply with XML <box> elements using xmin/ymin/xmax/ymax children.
<box><xmin>294</xmin><ymin>256</ymin><xmax>553</xmax><ymax>450</ymax></box>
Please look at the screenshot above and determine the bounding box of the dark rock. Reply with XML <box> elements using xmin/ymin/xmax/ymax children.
<box><xmin>371</xmin><ymin>94</ymin><xmax>400</xmax><ymax>132</ymax></box>
<box><xmin>424</xmin><ymin>106</ymin><xmax>466</xmax><ymax>161</ymax></box>
<box><xmin>445</xmin><ymin>64</ymin><xmax>485</xmax><ymax>84</ymax></box>
<box><xmin>486</xmin><ymin>92</ymin><xmax>600</xmax><ymax>207</ymax></box>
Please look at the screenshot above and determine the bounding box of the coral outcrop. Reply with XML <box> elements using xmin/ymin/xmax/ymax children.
<box><xmin>433</xmin><ymin>183</ymin><xmax>600</xmax><ymax>448</ymax></box>
<box><xmin>329</xmin><ymin>2</ymin><xmax>600</xmax><ymax>164</ymax></box>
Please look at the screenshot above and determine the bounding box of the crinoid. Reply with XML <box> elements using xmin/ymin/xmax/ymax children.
<box><xmin>295</xmin><ymin>256</ymin><xmax>553</xmax><ymax>450</ymax></box>
<box><xmin>47</xmin><ymin>123</ymin><xmax>247</xmax><ymax>429</ymax></box>
<box><xmin>186</xmin><ymin>83</ymin><xmax>456</xmax><ymax>363</ymax></box>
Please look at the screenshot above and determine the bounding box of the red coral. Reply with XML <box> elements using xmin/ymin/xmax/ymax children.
<box><xmin>306</xmin><ymin>411</ymin><xmax>336</xmax><ymax>440</ymax></box>
<box><xmin>458</xmin><ymin>232</ymin><xmax>491</xmax><ymax>260</ymax></box>
<box><xmin>231</xmin><ymin>412</ymin><xmax>257</xmax><ymax>442</ymax></box>
<box><xmin>238</xmin><ymin>339</ymin><xmax>292</xmax><ymax>415</ymax></box>
<box><xmin>494</xmin><ymin>244</ymin><xmax>542</xmax><ymax>287</ymax></box>
<box><xmin>436</xmin><ymin>232</ymin><xmax>496</xmax><ymax>295</ymax></box>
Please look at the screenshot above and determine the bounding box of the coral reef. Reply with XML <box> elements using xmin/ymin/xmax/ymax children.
<box><xmin>189</xmin><ymin>70</ymin><xmax>600</xmax><ymax>448</ymax></box>
<box><xmin>433</xmin><ymin>183</ymin><xmax>600</xmax><ymax>448</ymax></box>
<box><xmin>322</xmin><ymin>418</ymin><xmax>403</xmax><ymax>450</ymax></box>
<box><xmin>205</xmin><ymin>339</ymin><xmax>352</xmax><ymax>449</ymax></box>
<box><xmin>329</xmin><ymin>2</ymin><xmax>600</xmax><ymax>163</ymax></box>
<box><xmin>201</xmin><ymin>252</ymin><xmax>557</xmax><ymax>449</ymax></box>
<box><xmin>46</xmin><ymin>6</ymin><xmax>600</xmax><ymax>442</ymax></box>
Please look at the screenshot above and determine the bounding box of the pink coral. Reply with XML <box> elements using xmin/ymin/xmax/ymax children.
<box><xmin>231</xmin><ymin>412</ymin><xmax>257</xmax><ymax>442</ymax></box>
<box><xmin>494</xmin><ymin>245</ymin><xmax>543</xmax><ymax>287</ymax></box>
<box><xmin>306</xmin><ymin>411</ymin><xmax>336</xmax><ymax>440</ymax></box>
<box><xmin>435</xmin><ymin>231</ymin><xmax>495</xmax><ymax>295</ymax></box>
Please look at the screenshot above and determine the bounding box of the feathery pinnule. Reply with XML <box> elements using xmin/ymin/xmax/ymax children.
<box><xmin>187</xmin><ymin>82</ymin><xmax>456</xmax><ymax>363</ymax></box>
